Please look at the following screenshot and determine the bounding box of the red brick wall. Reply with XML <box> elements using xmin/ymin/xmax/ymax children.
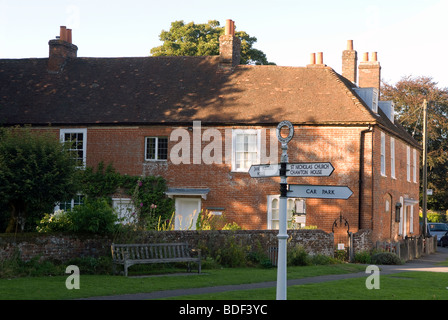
<box><xmin>33</xmin><ymin>124</ymin><xmax>420</xmax><ymax>242</ymax></box>
<box><xmin>82</xmin><ymin>125</ymin><xmax>371</xmax><ymax>232</ymax></box>
<box><xmin>371</xmin><ymin>128</ymin><xmax>420</xmax><ymax>242</ymax></box>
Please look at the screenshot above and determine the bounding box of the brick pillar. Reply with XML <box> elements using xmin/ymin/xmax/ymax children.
<box><xmin>342</xmin><ymin>40</ymin><xmax>357</xmax><ymax>84</ymax></box>
<box><xmin>358</xmin><ymin>52</ymin><xmax>381</xmax><ymax>94</ymax></box>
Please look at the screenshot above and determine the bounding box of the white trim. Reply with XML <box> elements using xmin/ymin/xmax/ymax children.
<box><xmin>413</xmin><ymin>149</ymin><xmax>417</xmax><ymax>183</ymax></box>
<box><xmin>145</xmin><ymin>136</ymin><xmax>168</xmax><ymax>161</ymax></box>
<box><xmin>399</xmin><ymin>196</ymin><xmax>404</xmax><ymax>235</ymax></box>
<box><xmin>267</xmin><ymin>195</ymin><xmax>305</xmax><ymax>230</ymax></box>
<box><xmin>60</xmin><ymin>128</ymin><xmax>87</xmax><ymax>167</ymax></box>
<box><xmin>406</xmin><ymin>146</ymin><xmax>411</xmax><ymax>182</ymax></box>
<box><xmin>390</xmin><ymin>137</ymin><xmax>396</xmax><ymax>179</ymax></box>
<box><xmin>380</xmin><ymin>132</ymin><xmax>386</xmax><ymax>176</ymax></box>
<box><xmin>231</xmin><ymin>129</ymin><xmax>261</xmax><ymax>172</ymax></box>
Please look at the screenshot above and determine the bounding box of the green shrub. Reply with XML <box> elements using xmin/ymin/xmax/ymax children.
<box><xmin>334</xmin><ymin>249</ymin><xmax>348</xmax><ymax>261</ymax></box>
<box><xmin>36</xmin><ymin>209</ymin><xmax>72</xmax><ymax>233</ymax></box>
<box><xmin>214</xmin><ymin>237</ymin><xmax>249</xmax><ymax>268</ymax></box>
<box><xmin>287</xmin><ymin>245</ymin><xmax>311</xmax><ymax>266</ymax></box>
<box><xmin>370</xmin><ymin>252</ymin><xmax>403</xmax><ymax>265</ymax></box>
<box><xmin>0</xmin><ymin>252</ymin><xmax>114</xmax><ymax>278</ymax></box>
<box><xmin>354</xmin><ymin>250</ymin><xmax>372</xmax><ymax>264</ymax></box>
<box><xmin>37</xmin><ymin>198</ymin><xmax>118</xmax><ymax>234</ymax></box>
<box><xmin>66</xmin><ymin>256</ymin><xmax>113</xmax><ymax>275</ymax></box>
<box><xmin>309</xmin><ymin>254</ymin><xmax>337</xmax><ymax>265</ymax></box>
<box><xmin>246</xmin><ymin>251</ymin><xmax>274</xmax><ymax>269</ymax></box>
<box><xmin>67</xmin><ymin>197</ymin><xmax>118</xmax><ymax>234</ymax></box>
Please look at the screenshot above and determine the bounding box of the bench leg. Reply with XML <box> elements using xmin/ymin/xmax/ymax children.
<box><xmin>124</xmin><ymin>262</ymin><xmax>129</xmax><ymax>277</ymax></box>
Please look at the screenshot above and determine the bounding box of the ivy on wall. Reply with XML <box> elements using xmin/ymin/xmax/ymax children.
<box><xmin>79</xmin><ymin>162</ymin><xmax>174</xmax><ymax>227</ymax></box>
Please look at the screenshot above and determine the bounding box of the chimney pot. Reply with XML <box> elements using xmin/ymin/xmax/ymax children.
<box><xmin>371</xmin><ymin>52</ymin><xmax>377</xmax><ymax>62</ymax></box>
<box><xmin>60</xmin><ymin>26</ymin><xmax>67</xmax><ymax>42</ymax></box>
<box><xmin>67</xmin><ymin>29</ymin><xmax>72</xmax><ymax>44</ymax></box>
<box><xmin>317</xmin><ymin>52</ymin><xmax>323</xmax><ymax>64</ymax></box>
<box><xmin>347</xmin><ymin>40</ymin><xmax>354</xmax><ymax>51</ymax></box>
<box><xmin>225</xmin><ymin>19</ymin><xmax>235</xmax><ymax>36</ymax></box>
<box><xmin>363</xmin><ymin>52</ymin><xmax>369</xmax><ymax>62</ymax></box>
<box><xmin>310</xmin><ymin>53</ymin><xmax>316</xmax><ymax>64</ymax></box>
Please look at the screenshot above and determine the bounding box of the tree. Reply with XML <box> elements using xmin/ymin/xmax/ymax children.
<box><xmin>0</xmin><ymin>127</ymin><xmax>79</xmax><ymax>232</ymax></box>
<box><xmin>150</xmin><ymin>20</ymin><xmax>275</xmax><ymax>65</ymax></box>
<box><xmin>382</xmin><ymin>76</ymin><xmax>448</xmax><ymax>210</ymax></box>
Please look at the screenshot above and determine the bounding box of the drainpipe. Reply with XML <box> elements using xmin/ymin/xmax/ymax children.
<box><xmin>359</xmin><ymin>125</ymin><xmax>372</xmax><ymax>230</ymax></box>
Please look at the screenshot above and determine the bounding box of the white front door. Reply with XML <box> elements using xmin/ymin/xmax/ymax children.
<box><xmin>175</xmin><ymin>198</ymin><xmax>201</xmax><ymax>230</ymax></box>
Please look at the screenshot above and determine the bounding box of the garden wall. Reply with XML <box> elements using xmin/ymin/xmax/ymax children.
<box><xmin>0</xmin><ymin>229</ymin><xmax>335</xmax><ymax>262</ymax></box>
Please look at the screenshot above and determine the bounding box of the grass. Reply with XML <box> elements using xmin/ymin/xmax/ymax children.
<box><xmin>0</xmin><ymin>264</ymin><xmax>365</xmax><ymax>300</ymax></box>
<box><xmin>169</xmin><ymin>271</ymin><xmax>448</xmax><ymax>300</ymax></box>
<box><xmin>2</xmin><ymin>258</ymin><xmax>448</xmax><ymax>300</ymax></box>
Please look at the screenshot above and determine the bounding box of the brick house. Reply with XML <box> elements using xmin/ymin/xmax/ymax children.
<box><xmin>0</xmin><ymin>22</ymin><xmax>421</xmax><ymax>242</ymax></box>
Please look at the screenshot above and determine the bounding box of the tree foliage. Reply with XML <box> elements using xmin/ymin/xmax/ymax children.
<box><xmin>382</xmin><ymin>76</ymin><xmax>448</xmax><ymax>210</ymax></box>
<box><xmin>150</xmin><ymin>20</ymin><xmax>275</xmax><ymax>65</ymax></box>
<box><xmin>0</xmin><ymin>127</ymin><xmax>79</xmax><ymax>232</ymax></box>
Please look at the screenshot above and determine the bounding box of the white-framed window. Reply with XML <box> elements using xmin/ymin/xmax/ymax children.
<box><xmin>54</xmin><ymin>193</ymin><xmax>84</xmax><ymax>211</ymax></box>
<box><xmin>232</xmin><ymin>129</ymin><xmax>261</xmax><ymax>172</ymax></box>
<box><xmin>145</xmin><ymin>137</ymin><xmax>168</xmax><ymax>161</ymax></box>
<box><xmin>413</xmin><ymin>149</ymin><xmax>417</xmax><ymax>183</ymax></box>
<box><xmin>380</xmin><ymin>132</ymin><xmax>386</xmax><ymax>176</ymax></box>
<box><xmin>407</xmin><ymin>146</ymin><xmax>411</xmax><ymax>182</ymax></box>
<box><xmin>398</xmin><ymin>196</ymin><xmax>404</xmax><ymax>235</ymax></box>
<box><xmin>112</xmin><ymin>198</ymin><xmax>136</xmax><ymax>224</ymax></box>
<box><xmin>60</xmin><ymin>128</ymin><xmax>87</xmax><ymax>167</ymax></box>
<box><xmin>267</xmin><ymin>195</ymin><xmax>306</xmax><ymax>229</ymax></box>
<box><xmin>390</xmin><ymin>137</ymin><xmax>396</xmax><ymax>179</ymax></box>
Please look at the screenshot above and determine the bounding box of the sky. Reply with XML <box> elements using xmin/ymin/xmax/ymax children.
<box><xmin>1</xmin><ymin>0</ymin><xmax>448</xmax><ymax>87</ymax></box>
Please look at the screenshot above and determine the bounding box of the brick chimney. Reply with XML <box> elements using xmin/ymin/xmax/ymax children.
<box><xmin>219</xmin><ymin>19</ymin><xmax>241</xmax><ymax>70</ymax></box>
<box><xmin>342</xmin><ymin>40</ymin><xmax>357</xmax><ymax>84</ymax></box>
<box><xmin>358</xmin><ymin>51</ymin><xmax>381</xmax><ymax>94</ymax></box>
<box><xmin>47</xmin><ymin>26</ymin><xmax>78</xmax><ymax>73</ymax></box>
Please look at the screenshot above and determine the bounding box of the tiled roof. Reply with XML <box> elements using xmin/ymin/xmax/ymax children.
<box><xmin>0</xmin><ymin>55</ymin><xmax>419</xmax><ymax>148</ymax></box>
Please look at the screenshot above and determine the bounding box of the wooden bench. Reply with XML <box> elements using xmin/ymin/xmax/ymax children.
<box><xmin>111</xmin><ymin>243</ymin><xmax>201</xmax><ymax>276</ymax></box>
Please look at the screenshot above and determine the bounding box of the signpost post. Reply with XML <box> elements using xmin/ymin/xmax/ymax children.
<box><xmin>275</xmin><ymin>120</ymin><xmax>294</xmax><ymax>301</ymax></box>
<box><xmin>248</xmin><ymin>121</ymin><xmax>354</xmax><ymax>300</ymax></box>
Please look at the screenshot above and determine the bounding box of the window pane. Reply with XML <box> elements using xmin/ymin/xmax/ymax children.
<box><xmin>158</xmin><ymin>138</ymin><xmax>168</xmax><ymax>160</ymax></box>
<box><xmin>234</xmin><ymin>133</ymin><xmax>258</xmax><ymax>170</ymax></box>
<box><xmin>146</xmin><ymin>138</ymin><xmax>156</xmax><ymax>160</ymax></box>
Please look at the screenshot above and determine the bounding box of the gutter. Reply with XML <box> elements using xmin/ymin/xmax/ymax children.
<box><xmin>359</xmin><ymin>125</ymin><xmax>372</xmax><ymax>230</ymax></box>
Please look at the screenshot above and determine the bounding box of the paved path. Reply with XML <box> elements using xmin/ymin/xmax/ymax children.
<box><xmin>82</xmin><ymin>247</ymin><xmax>448</xmax><ymax>300</ymax></box>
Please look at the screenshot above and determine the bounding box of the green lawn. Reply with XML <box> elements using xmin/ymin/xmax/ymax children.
<box><xmin>1</xmin><ymin>263</ymin><xmax>448</xmax><ymax>300</ymax></box>
<box><xmin>0</xmin><ymin>264</ymin><xmax>365</xmax><ymax>300</ymax></box>
<box><xmin>168</xmin><ymin>271</ymin><xmax>448</xmax><ymax>300</ymax></box>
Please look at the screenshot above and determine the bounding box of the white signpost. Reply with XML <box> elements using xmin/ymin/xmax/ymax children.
<box><xmin>249</xmin><ymin>121</ymin><xmax>353</xmax><ymax>300</ymax></box>
<box><xmin>249</xmin><ymin>162</ymin><xmax>334</xmax><ymax>178</ymax></box>
<box><xmin>287</xmin><ymin>162</ymin><xmax>334</xmax><ymax>177</ymax></box>
<box><xmin>288</xmin><ymin>184</ymin><xmax>353</xmax><ymax>199</ymax></box>
<box><xmin>248</xmin><ymin>164</ymin><xmax>280</xmax><ymax>178</ymax></box>
<box><xmin>275</xmin><ymin>120</ymin><xmax>293</xmax><ymax>301</ymax></box>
